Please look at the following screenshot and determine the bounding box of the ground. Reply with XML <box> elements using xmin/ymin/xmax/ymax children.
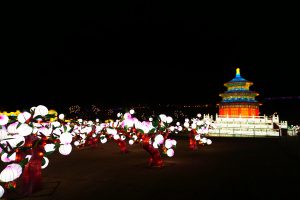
<box><xmin>3</xmin><ymin>137</ymin><xmax>300</xmax><ymax>200</ymax></box>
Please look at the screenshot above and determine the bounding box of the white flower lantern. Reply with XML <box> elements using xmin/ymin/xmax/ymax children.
<box><xmin>0</xmin><ymin>163</ymin><xmax>22</xmax><ymax>182</ymax></box>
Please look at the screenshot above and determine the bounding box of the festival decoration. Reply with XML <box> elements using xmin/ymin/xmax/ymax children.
<box><xmin>219</xmin><ymin>68</ymin><xmax>260</xmax><ymax>117</ymax></box>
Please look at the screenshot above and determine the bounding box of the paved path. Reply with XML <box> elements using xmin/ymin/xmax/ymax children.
<box><xmin>4</xmin><ymin>137</ymin><xmax>300</xmax><ymax>200</ymax></box>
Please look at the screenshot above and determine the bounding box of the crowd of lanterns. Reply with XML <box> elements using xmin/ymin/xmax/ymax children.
<box><xmin>0</xmin><ymin>105</ymin><xmax>214</xmax><ymax>198</ymax></box>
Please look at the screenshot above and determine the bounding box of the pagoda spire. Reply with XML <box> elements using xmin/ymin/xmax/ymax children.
<box><xmin>236</xmin><ymin>68</ymin><xmax>240</xmax><ymax>77</ymax></box>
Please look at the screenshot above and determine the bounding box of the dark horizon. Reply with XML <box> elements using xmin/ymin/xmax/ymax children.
<box><xmin>2</xmin><ymin>2</ymin><xmax>299</xmax><ymax>122</ymax></box>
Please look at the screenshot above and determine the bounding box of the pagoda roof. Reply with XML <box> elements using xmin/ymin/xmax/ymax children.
<box><xmin>224</xmin><ymin>68</ymin><xmax>253</xmax><ymax>85</ymax></box>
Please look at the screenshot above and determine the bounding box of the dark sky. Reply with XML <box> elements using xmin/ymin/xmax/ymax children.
<box><xmin>2</xmin><ymin>2</ymin><xmax>299</xmax><ymax>110</ymax></box>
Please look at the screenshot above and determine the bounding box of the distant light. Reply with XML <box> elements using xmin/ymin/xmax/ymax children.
<box><xmin>59</xmin><ymin>114</ymin><xmax>65</xmax><ymax>120</ymax></box>
<box><xmin>129</xmin><ymin>109</ymin><xmax>135</xmax><ymax>114</ymax></box>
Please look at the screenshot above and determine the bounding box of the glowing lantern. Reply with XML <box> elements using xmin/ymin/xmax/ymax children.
<box><xmin>154</xmin><ymin>134</ymin><xmax>164</xmax><ymax>145</ymax></box>
<box><xmin>100</xmin><ymin>137</ymin><xmax>107</xmax><ymax>144</ymax></box>
<box><xmin>195</xmin><ymin>135</ymin><xmax>200</xmax><ymax>141</ymax></box>
<box><xmin>167</xmin><ymin>149</ymin><xmax>174</xmax><ymax>157</ymax></box>
<box><xmin>191</xmin><ymin>124</ymin><xmax>197</xmax><ymax>129</ymax></box>
<box><xmin>113</xmin><ymin>134</ymin><xmax>120</xmax><ymax>140</ymax></box>
<box><xmin>59</xmin><ymin>144</ymin><xmax>72</xmax><ymax>155</ymax></box>
<box><xmin>128</xmin><ymin>140</ymin><xmax>134</xmax><ymax>145</ymax></box>
<box><xmin>0</xmin><ymin>115</ymin><xmax>9</xmax><ymax>126</ymax></box>
<box><xmin>7</xmin><ymin>122</ymin><xmax>19</xmax><ymax>134</ymax></box>
<box><xmin>44</xmin><ymin>144</ymin><xmax>55</xmax><ymax>152</ymax></box>
<box><xmin>17</xmin><ymin>112</ymin><xmax>31</xmax><ymax>123</ymax></box>
<box><xmin>184</xmin><ymin>122</ymin><xmax>189</xmax><ymax>128</ymax></box>
<box><xmin>165</xmin><ymin>139</ymin><xmax>173</xmax><ymax>149</ymax></box>
<box><xmin>58</xmin><ymin>114</ymin><xmax>64</xmax><ymax>120</ymax></box>
<box><xmin>59</xmin><ymin>132</ymin><xmax>73</xmax><ymax>145</ymax></box>
<box><xmin>166</xmin><ymin>116</ymin><xmax>173</xmax><ymax>123</ymax></box>
<box><xmin>34</xmin><ymin>105</ymin><xmax>48</xmax><ymax>117</ymax></box>
<box><xmin>0</xmin><ymin>163</ymin><xmax>22</xmax><ymax>182</ymax></box>
<box><xmin>207</xmin><ymin>139</ymin><xmax>212</xmax><ymax>145</ymax></box>
<box><xmin>152</xmin><ymin>141</ymin><xmax>159</xmax><ymax>149</ymax></box>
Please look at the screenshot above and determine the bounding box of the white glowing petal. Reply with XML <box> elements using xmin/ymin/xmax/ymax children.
<box><xmin>100</xmin><ymin>137</ymin><xmax>107</xmax><ymax>144</ymax></box>
<box><xmin>166</xmin><ymin>116</ymin><xmax>173</xmax><ymax>123</ymax></box>
<box><xmin>172</xmin><ymin>139</ymin><xmax>177</xmax><ymax>146</ymax></box>
<box><xmin>184</xmin><ymin>122</ymin><xmax>189</xmax><ymax>128</ymax></box>
<box><xmin>132</xmin><ymin>135</ymin><xmax>138</xmax><ymax>140</ymax></box>
<box><xmin>185</xmin><ymin>118</ymin><xmax>189</xmax><ymax>122</ymax></box>
<box><xmin>59</xmin><ymin>132</ymin><xmax>73</xmax><ymax>145</ymax></box>
<box><xmin>107</xmin><ymin>128</ymin><xmax>117</xmax><ymax>135</ymax></box>
<box><xmin>165</xmin><ymin>139</ymin><xmax>173</xmax><ymax>149</ymax></box>
<box><xmin>51</xmin><ymin>121</ymin><xmax>61</xmax><ymax>128</ymax></box>
<box><xmin>207</xmin><ymin>139</ymin><xmax>212</xmax><ymax>145</ymax></box>
<box><xmin>0</xmin><ymin>163</ymin><xmax>22</xmax><ymax>182</ymax></box>
<box><xmin>17</xmin><ymin>112</ymin><xmax>31</xmax><ymax>123</ymax></box>
<box><xmin>1</xmin><ymin>153</ymin><xmax>12</xmax><ymax>163</ymax></box>
<box><xmin>41</xmin><ymin>157</ymin><xmax>49</xmax><ymax>169</ymax></box>
<box><xmin>0</xmin><ymin>129</ymin><xmax>8</xmax><ymax>140</ymax></box>
<box><xmin>153</xmin><ymin>141</ymin><xmax>159</xmax><ymax>149</ymax></box>
<box><xmin>88</xmin><ymin>120</ymin><xmax>93</xmax><ymax>126</ymax></box>
<box><xmin>34</xmin><ymin>105</ymin><xmax>48</xmax><ymax>117</ymax></box>
<box><xmin>7</xmin><ymin>122</ymin><xmax>19</xmax><ymax>134</ymax></box>
<box><xmin>78</xmin><ymin>119</ymin><xmax>83</xmax><ymax>123</ymax></box>
<box><xmin>39</xmin><ymin>127</ymin><xmax>52</xmax><ymax>137</ymax></box>
<box><xmin>178</xmin><ymin>126</ymin><xmax>183</xmax><ymax>131</ymax></box>
<box><xmin>80</xmin><ymin>134</ymin><xmax>86</xmax><ymax>140</ymax></box>
<box><xmin>0</xmin><ymin>185</ymin><xmax>4</xmax><ymax>198</ymax></box>
<box><xmin>196</xmin><ymin>121</ymin><xmax>203</xmax><ymax>126</ymax></box>
<box><xmin>169</xmin><ymin>126</ymin><xmax>175</xmax><ymax>132</ymax></box>
<box><xmin>159</xmin><ymin>114</ymin><xmax>167</xmax><ymax>122</ymax></box>
<box><xmin>58</xmin><ymin>114</ymin><xmax>64</xmax><ymax>120</ymax></box>
<box><xmin>4</xmin><ymin>135</ymin><xmax>25</xmax><ymax>148</ymax></box>
<box><xmin>201</xmin><ymin>138</ymin><xmax>207</xmax><ymax>143</ymax></box>
<box><xmin>176</xmin><ymin>122</ymin><xmax>180</xmax><ymax>126</ymax></box>
<box><xmin>8</xmin><ymin>152</ymin><xmax>16</xmax><ymax>161</ymax></box>
<box><xmin>117</xmin><ymin>113</ymin><xmax>122</xmax><ymax>118</ymax></box>
<box><xmin>129</xmin><ymin>109</ymin><xmax>135</xmax><ymax>114</ymax></box>
<box><xmin>195</xmin><ymin>134</ymin><xmax>201</xmax><ymax>141</ymax></box>
<box><xmin>197</xmin><ymin>113</ymin><xmax>201</xmax><ymax>118</ymax></box>
<box><xmin>167</xmin><ymin>149</ymin><xmax>174</xmax><ymax>157</ymax></box>
<box><xmin>59</xmin><ymin>144</ymin><xmax>72</xmax><ymax>155</ymax></box>
<box><xmin>17</xmin><ymin>124</ymin><xmax>33</xmax><ymax>137</ymax></box>
<box><xmin>96</xmin><ymin>119</ymin><xmax>99</xmax><ymax>122</ymax></box>
<box><xmin>0</xmin><ymin>115</ymin><xmax>9</xmax><ymax>126</ymax></box>
<box><xmin>154</xmin><ymin>134</ymin><xmax>164</xmax><ymax>145</ymax></box>
<box><xmin>149</xmin><ymin>117</ymin><xmax>153</xmax><ymax>121</ymax></box>
<box><xmin>191</xmin><ymin>124</ymin><xmax>197</xmax><ymax>129</ymax></box>
<box><xmin>30</xmin><ymin>107</ymin><xmax>36</xmax><ymax>112</ymax></box>
<box><xmin>188</xmin><ymin>128</ymin><xmax>192</xmax><ymax>131</ymax></box>
<box><xmin>44</xmin><ymin>144</ymin><xmax>56</xmax><ymax>152</ymax></box>
<box><xmin>53</xmin><ymin>128</ymin><xmax>62</xmax><ymax>136</ymax></box>
<box><xmin>113</xmin><ymin>134</ymin><xmax>120</xmax><ymax>140</ymax></box>
<box><xmin>128</xmin><ymin>140</ymin><xmax>134</xmax><ymax>145</ymax></box>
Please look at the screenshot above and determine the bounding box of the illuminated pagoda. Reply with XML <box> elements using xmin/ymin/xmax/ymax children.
<box><xmin>206</xmin><ymin>68</ymin><xmax>288</xmax><ymax>137</ymax></box>
<box><xmin>218</xmin><ymin>68</ymin><xmax>260</xmax><ymax>117</ymax></box>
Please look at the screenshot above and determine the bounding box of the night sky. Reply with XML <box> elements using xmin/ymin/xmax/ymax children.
<box><xmin>2</xmin><ymin>3</ymin><xmax>299</xmax><ymax>114</ymax></box>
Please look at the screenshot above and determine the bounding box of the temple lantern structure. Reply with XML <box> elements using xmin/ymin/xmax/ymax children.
<box><xmin>218</xmin><ymin>68</ymin><xmax>261</xmax><ymax>117</ymax></box>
